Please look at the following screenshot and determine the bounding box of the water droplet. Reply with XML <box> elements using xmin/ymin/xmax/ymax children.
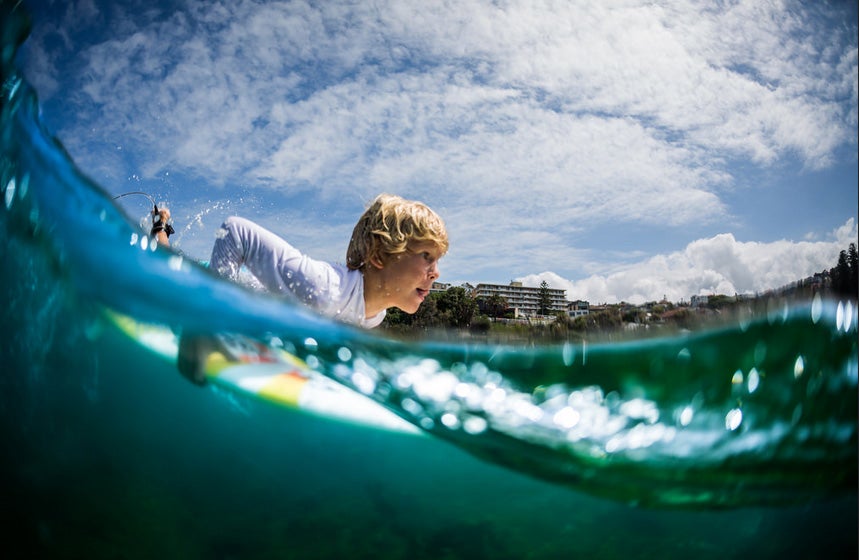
<box><xmin>402</xmin><ymin>398</ymin><xmax>423</xmax><ymax>416</ymax></box>
<box><xmin>747</xmin><ymin>368</ymin><xmax>760</xmax><ymax>393</ymax></box>
<box><xmin>337</xmin><ymin>347</ymin><xmax>352</xmax><ymax>362</ymax></box>
<box><xmin>679</xmin><ymin>406</ymin><xmax>694</xmax><ymax>426</ymax></box>
<box><xmin>725</xmin><ymin>408</ymin><xmax>743</xmax><ymax>431</ymax></box>
<box><xmin>811</xmin><ymin>293</ymin><xmax>822</xmax><ymax>324</ymax></box>
<box><xmin>303</xmin><ymin>337</ymin><xmax>318</xmax><ymax>351</ymax></box>
<box><xmin>394</xmin><ymin>371</ymin><xmax>414</xmax><ymax>390</ymax></box>
<box><xmin>18</xmin><ymin>173</ymin><xmax>28</xmax><ymax>198</ymax></box>
<box><xmin>441</xmin><ymin>413</ymin><xmax>460</xmax><ymax>429</ymax></box>
<box><xmin>562</xmin><ymin>342</ymin><xmax>574</xmax><ymax>366</ymax></box>
<box><xmin>793</xmin><ymin>355</ymin><xmax>805</xmax><ymax>378</ymax></box>
<box><xmin>5</xmin><ymin>76</ymin><xmax>21</xmax><ymax>100</ymax></box>
<box><xmin>352</xmin><ymin>371</ymin><xmax>375</xmax><ymax>394</ymax></box>
<box><xmin>619</xmin><ymin>398</ymin><xmax>659</xmax><ymax>424</ymax></box>
<box><xmin>130</xmin><ymin>233</ymin><xmax>139</xmax><ymax>246</ymax></box>
<box><xmin>553</xmin><ymin>406</ymin><xmax>580</xmax><ymax>429</ymax></box>
<box><xmin>462</xmin><ymin>415</ymin><xmax>487</xmax><ymax>435</ymax></box>
<box><xmin>4</xmin><ymin>177</ymin><xmax>15</xmax><ymax>209</ymax></box>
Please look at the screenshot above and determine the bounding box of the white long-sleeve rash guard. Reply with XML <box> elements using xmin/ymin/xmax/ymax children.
<box><xmin>209</xmin><ymin>216</ymin><xmax>385</xmax><ymax>329</ymax></box>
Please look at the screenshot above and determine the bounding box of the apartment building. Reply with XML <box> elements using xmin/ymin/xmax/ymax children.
<box><xmin>473</xmin><ymin>281</ymin><xmax>567</xmax><ymax>318</ymax></box>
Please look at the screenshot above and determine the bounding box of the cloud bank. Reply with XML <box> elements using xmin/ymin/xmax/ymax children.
<box><xmin>520</xmin><ymin>219</ymin><xmax>858</xmax><ymax>304</ymax></box>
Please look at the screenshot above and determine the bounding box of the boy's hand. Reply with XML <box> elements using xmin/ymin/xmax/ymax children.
<box><xmin>152</xmin><ymin>207</ymin><xmax>171</xmax><ymax>226</ymax></box>
<box><xmin>151</xmin><ymin>206</ymin><xmax>174</xmax><ymax>242</ymax></box>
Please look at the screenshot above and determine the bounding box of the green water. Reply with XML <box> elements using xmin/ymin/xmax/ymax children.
<box><xmin>2</xmin><ymin>303</ymin><xmax>855</xmax><ymax>558</ymax></box>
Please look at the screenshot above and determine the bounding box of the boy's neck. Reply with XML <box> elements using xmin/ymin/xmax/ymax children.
<box><xmin>362</xmin><ymin>267</ymin><xmax>385</xmax><ymax>318</ymax></box>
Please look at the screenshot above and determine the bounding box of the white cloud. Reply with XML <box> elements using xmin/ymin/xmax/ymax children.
<box><xmin>520</xmin><ymin>219</ymin><xmax>858</xmax><ymax>305</ymax></box>
<box><xmin>29</xmin><ymin>0</ymin><xmax>855</xmax><ymax>191</ymax></box>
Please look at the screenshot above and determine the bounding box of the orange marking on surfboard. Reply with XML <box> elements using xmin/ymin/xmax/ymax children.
<box><xmin>257</xmin><ymin>369</ymin><xmax>310</xmax><ymax>406</ymax></box>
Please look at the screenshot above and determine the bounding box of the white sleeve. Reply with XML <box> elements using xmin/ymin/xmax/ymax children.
<box><xmin>210</xmin><ymin>216</ymin><xmax>341</xmax><ymax>307</ymax></box>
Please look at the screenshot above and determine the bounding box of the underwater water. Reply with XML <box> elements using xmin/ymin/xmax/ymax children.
<box><xmin>2</xmin><ymin>3</ymin><xmax>858</xmax><ymax>558</ymax></box>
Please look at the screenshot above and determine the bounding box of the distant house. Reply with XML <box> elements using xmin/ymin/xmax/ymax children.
<box><xmin>567</xmin><ymin>300</ymin><xmax>590</xmax><ymax>318</ymax></box>
<box><xmin>690</xmin><ymin>294</ymin><xmax>709</xmax><ymax>307</ymax></box>
<box><xmin>430</xmin><ymin>281</ymin><xmax>451</xmax><ymax>294</ymax></box>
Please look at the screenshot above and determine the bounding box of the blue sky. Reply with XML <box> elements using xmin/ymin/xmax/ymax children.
<box><xmin>18</xmin><ymin>0</ymin><xmax>858</xmax><ymax>304</ymax></box>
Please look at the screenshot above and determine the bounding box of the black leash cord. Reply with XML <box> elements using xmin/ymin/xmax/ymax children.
<box><xmin>113</xmin><ymin>191</ymin><xmax>158</xmax><ymax>212</ymax></box>
<box><xmin>113</xmin><ymin>191</ymin><xmax>175</xmax><ymax>237</ymax></box>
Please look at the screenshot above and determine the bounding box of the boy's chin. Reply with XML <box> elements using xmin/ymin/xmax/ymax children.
<box><xmin>398</xmin><ymin>302</ymin><xmax>421</xmax><ymax>314</ymax></box>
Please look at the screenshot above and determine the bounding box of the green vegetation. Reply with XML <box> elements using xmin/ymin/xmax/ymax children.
<box><xmin>384</xmin><ymin>287</ymin><xmax>478</xmax><ymax>334</ymax></box>
<box><xmin>830</xmin><ymin>242</ymin><xmax>858</xmax><ymax>299</ymax></box>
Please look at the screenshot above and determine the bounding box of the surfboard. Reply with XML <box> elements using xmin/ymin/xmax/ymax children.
<box><xmin>105</xmin><ymin>309</ymin><xmax>423</xmax><ymax>436</ymax></box>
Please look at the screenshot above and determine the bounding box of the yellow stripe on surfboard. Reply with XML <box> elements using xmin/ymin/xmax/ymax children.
<box><xmin>104</xmin><ymin>308</ymin><xmax>422</xmax><ymax>435</ymax></box>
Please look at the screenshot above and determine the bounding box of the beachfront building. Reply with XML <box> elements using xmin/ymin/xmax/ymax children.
<box><xmin>473</xmin><ymin>281</ymin><xmax>567</xmax><ymax>318</ymax></box>
<box><xmin>430</xmin><ymin>281</ymin><xmax>452</xmax><ymax>294</ymax></box>
<box><xmin>567</xmin><ymin>300</ymin><xmax>590</xmax><ymax>318</ymax></box>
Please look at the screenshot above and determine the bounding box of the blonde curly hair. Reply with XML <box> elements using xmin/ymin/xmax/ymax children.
<box><xmin>346</xmin><ymin>194</ymin><xmax>448</xmax><ymax>271</ymax></box>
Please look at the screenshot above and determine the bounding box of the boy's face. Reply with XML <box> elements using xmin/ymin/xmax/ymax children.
<box><xmin>376</xmin><ymin>240</ymin><xmax>443</xmax><ymax>314</ymax></box>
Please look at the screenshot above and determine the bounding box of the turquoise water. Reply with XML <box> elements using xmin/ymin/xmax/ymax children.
<box><xmin>2</xmin><ymin>3</ymin><xmax>858</xmax><ymax>558</ymax></box>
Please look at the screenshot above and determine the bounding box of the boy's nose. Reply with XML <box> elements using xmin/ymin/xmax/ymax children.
<box><xmin>429</xmin><ymin>262</ymin><xmax>440</xmax><ymax>280</ymax></box>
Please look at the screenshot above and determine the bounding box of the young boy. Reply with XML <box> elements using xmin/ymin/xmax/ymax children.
<box><xmin>156</xmin><ymin>194</ymin><xmax>448</xmax><ymax>384</ymax></box>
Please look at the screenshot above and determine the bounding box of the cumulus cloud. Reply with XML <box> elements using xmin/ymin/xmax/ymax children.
<box><xmin>520</xmin><ymin>219</ymin><xmax>858</xmax><ymax>304</ymax></box>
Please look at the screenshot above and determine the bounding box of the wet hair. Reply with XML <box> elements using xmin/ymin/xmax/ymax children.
<box><xmin>346</xmin><ymin>194</ymin><xmax>448</xmax><ymax>271</ymax></box>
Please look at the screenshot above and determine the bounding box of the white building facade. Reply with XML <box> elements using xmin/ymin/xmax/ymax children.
<box><xmin>473</xmin><ymin>281</ymin><xmax>568</xmax><ymax>318</ymax></box>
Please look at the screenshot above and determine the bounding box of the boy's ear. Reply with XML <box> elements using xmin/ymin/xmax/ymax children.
<box><xmin>367</xmin><ymin>252</ymin><xmax>385</xmax><ymax>269</ymax></box>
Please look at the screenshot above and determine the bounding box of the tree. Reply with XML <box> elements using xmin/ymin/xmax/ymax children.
<box><xmin>538</xmin><ymin>280</ymin><xmax>552</xmax><ymax>316</ymax></box>
<box><xmin>587</xmin><ymin>309</ymin><xmax>622</xmax><ymax>331</ymax></box>
<box><xmin>849</xmin><ymin>243</ymin><xmax>858</xmax><ymax>298</ymax></box>
<box><xmin>382</xmin><ymin>292</ymin><xmax>442</xmax><ymax>330</ymax></box>
<box><xmin>478</xmin><ymin>294</ymin><xmax>509</xmax><ymax>318</ymax></box>
<box><xmin>831</xmin><ymin>249</ymin><xmax>851</xmax><ymax>297</ymax></box>
<box><xmin>412</xmin><ymin>292</ymin><xmax>442</xmax><ymax>326</ymax></box>
<box><xmin>437</xmin><ymin>287</ymin><xmax>478</xmax><ymax>328</ymax></box>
